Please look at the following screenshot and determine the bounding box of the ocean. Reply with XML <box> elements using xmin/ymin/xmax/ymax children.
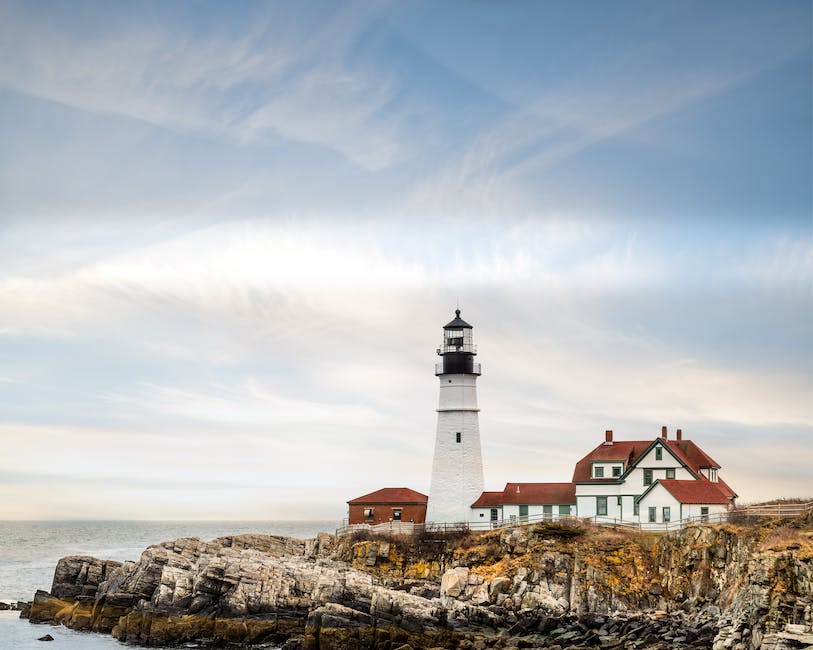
<box><xmin>0</xmin><ymin>520</ymin><xmax>340</xmax><ymax>649</ymax></box>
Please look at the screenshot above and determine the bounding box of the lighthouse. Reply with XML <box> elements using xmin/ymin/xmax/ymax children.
<box><xmin>425</xmin><ymin>310</ymin><xmax>485</xmax><ymax>524</ymax></box>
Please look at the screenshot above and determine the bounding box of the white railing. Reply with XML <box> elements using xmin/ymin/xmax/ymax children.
<box><xmin>336</xmin><ymin>502</ymin><xmax>813</xmax><ymax>537</ymax></box>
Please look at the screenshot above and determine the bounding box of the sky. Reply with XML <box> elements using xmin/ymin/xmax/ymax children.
<box><xmin>0</xmin><ymin>0</ymin><xmax>810</xmax><ymax>520</ymax></box>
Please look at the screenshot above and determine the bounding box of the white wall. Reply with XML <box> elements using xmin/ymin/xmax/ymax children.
<box><xmin>470</xmin><ymin>506</ymin><xmax>501</xmax><ymax>524</ymax></box>
<box><xmin>682</xmin><ymin>503</ymin><xmax>729</xmax><ymax>520</ymax></box>
<box><xmin>637</xmin><ymin>485</ymin><xmax>682</xmax><ymax>525</ymax></box>
<box><xmin>624</xmin><ymin>442</ymin><xmax>695</xmax><ymax>492</ymax></box>
<box><xmin>589</xmin><ymin>462</ymin><xmax>624</xmax><ymax>479</ymax></box>
<box><xmin>501</xmin><ymin>503</ymin><xmax>575</xmax><ymax>522</ymax></box>
<box><xmin>576</xmin><ymin>482</ymin><xmax>624</xmax><ymax>518</ymax></box>
<box><xmin>427</xmin><ymin>373</ymin><xmax>484</xmax><ymax>524</ymax></box>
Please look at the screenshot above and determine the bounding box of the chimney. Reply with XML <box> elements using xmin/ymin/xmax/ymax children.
<box><xmin>661</xmin><ymin>425</ymin><xmax>667</xmax><ymax>439</ymax></box>
<box><xmin>604</xmin><ymin>430</ymin><xmax>613</xmax><ymax>445</ymax></box>
<box><xmin>516</xmin><ymin>485</ymin><xmax>520</xmax><ymax>493</ymax></box>
<box><xmin>676</xmin><ymin>428</ymin><xmax>683</xmax><ymax>441</ymax></box>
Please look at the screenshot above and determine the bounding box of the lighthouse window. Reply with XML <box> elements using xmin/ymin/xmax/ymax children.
<box><xmin>455</xmin><ymin>431</ymin><xmax>462</xmax><ymax>443</ymax></box>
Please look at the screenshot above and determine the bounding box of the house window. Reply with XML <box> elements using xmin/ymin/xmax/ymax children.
<box><xmin>594</xmin><ymin>466</ymin><xmax>604</xmax><ymax>478</ymax></box>
<box><xmin>617</xmin><ymin>496</ymin><xmax>622</xmax><ymax>506</ymax></box>
<box><xmin>710</xmin><ymin>468</ymin><xmax>718</xmax><ymax>483</ymax></box>
<box><xmin>634</xmin><ymin>502</ymin><xmax>639</xmax><ymax>516</ymax></box>
<box><xmin>662</xmin><ymin>507</ymin><xmax>671</xmax><ymax>522</ymax></box>
<box><xmin>490</xmin><ymin>508</ymin><xmax>499</xmax><ymax>521</ymax></box>
<box><xmin>543</xmin><ymin>505</ymin><xmax>553</xmax><ymax>521</ymax></box>
<box><xmin>700</xmin><ymin>506</ymin><xmax>709</xmax><ymax>522</ymax></box>
<box><xmin>655</xmin><ymin>447</ymin><xmax>662</xmax><ymax>461</ymax></box>
<box><xmin>643</xmin><ymin>469</ymin><xmax>653</xmax><ymax>485</ymax></box>
<box><xmin>455</xmin><ymin>431</ymin><xmax>461</xmax><ymax>443</ymax></box>
<box><xmin>363</xmin><ymin>508</ymin><xmax>374</xmax><ymax>520</ymax></box>
<box><xmin>558</xmin><ymin>505</ymin><xmax>570</xmax><ymax>516</ymax></box>
<box><xmin>666</xmin><ymin>468</ymin><xmax>675</xmax><ymax>480</ymax></box>
<box><xmin>648</xmin><ymin>506</ymin><xmax>656</xmax><ymax>523</ymax></box>
<box><xmin>597</xmin><ymin>496</ymin><xmax>608</xmax><ymax>516</ymax></box>
<box><xmin>612</xmin><ymin>466</ymin><xmax>621</xmax><ymax>477</ymax></box>
<box><xmin>392</xmin><ymin>509</ymin><xmax>402</xmax><ymax>521</ymax></box>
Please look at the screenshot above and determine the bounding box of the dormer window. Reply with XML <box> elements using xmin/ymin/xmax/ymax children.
<box><xmin>594</xmin><ymin>466</ymin><xmax>604</xmax><ymax>478</ymax></box>
<box><xmin>655</xmin><ymin>447</ymin><xmax>662</xmax><ymax>461</ymax></box>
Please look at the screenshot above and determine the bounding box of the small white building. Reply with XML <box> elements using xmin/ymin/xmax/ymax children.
<box><xmin>636</xmin><ymin>479</ymin><xmax>732</xmax><ymax>527</ymax></box>
<box><xmin>470</xmin><ymin>483</ymin><xmax>576</xmax><ymax>526</ymax></box>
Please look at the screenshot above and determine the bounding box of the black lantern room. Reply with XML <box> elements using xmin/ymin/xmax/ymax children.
<box><xmin>435</xmin><ymin>309</ymin><xmax>481</xmax><ymax>375</ymax></box>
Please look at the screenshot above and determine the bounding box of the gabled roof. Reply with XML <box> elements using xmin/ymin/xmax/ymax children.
<box><xmin>572</xmin><ymin>440</ymin><xmax>649</xmax><ymax>482</ymax></box>
<box><xmin>715</xmin><ymin>477</ymin><xmax>738</xmax><ymax>500</ymax></box>
<box><xmin>471</xmin><ymin>491</ymin><xmax>504</xmax><ymax>507</ymax></box>
<box><xmin>573</xmin><ymin>435</ymin><xmax>722</xmax><ymax>483</ymax></box>
<box><xmin>651</xmin><ymin>479</ymin><xmax>732</xmax><ymax>504</ymax></box>
<box><xmin>347</xmin><ymin>487</ymin><xmax>428</xmax><ymax>505</ymax></box>
<box><xmin>666</xmin><ymin>439</ymin><xmax>720</xmax><ymax>469</ymax></box>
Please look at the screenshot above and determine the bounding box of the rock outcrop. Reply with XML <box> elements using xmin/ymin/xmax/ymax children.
<box><xmin>27</xmin><ymin>522</ymin><xmax>813</xmax><ymax>649</ymax></box>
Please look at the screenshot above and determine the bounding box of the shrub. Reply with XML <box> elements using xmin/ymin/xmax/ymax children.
<box><xmin>533</xmin><ymin>522</ymin><xmax>585</xmax><ymax>539</ymax></box>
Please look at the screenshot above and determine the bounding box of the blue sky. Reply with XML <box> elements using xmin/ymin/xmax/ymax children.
<box><xmin>0</xmin><ymin>0</ymin><xmax>810</xmax><ymax>519</ymax></box>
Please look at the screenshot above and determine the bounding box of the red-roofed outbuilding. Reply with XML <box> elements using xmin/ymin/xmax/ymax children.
<box><xmin>347</xmin><ymin>487</ymin><xmax>428</xmax><ymax>525</ymax></box>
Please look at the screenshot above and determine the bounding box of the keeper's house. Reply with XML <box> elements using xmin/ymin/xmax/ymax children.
<box><xmin>471</xmin><ymin>426</ymin><xmax>736</xmax><ymax>526</ymax></box>
<box><xmin>347</xmin><ymin>488</ymin><xmax>428</xmax><ymax>525</ymax></box>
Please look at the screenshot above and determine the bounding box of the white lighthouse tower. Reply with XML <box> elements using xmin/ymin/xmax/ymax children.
<box><xmin>426</xmin><ymin>310</ymin><xmax>485</xmax><ymax>524</ymax></box>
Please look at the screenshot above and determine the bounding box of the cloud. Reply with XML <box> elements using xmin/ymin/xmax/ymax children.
<box><xmin>0</xmin><ymin>3</ymin><xmax>419</xmax><ymax>171</ymax></box>
<box><xmin>104</xmin><ymin>379</ymin><xmax>388</xmax><ymax>428</ymax></box>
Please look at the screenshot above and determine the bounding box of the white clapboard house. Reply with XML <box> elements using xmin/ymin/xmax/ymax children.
<box><xmin>471</xmin><ymin>426</ymin><xmax>736</xmax><ymax>527</ymax></box>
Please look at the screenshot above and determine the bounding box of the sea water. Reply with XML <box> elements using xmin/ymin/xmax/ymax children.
<box><xmin>0</xmin><ymin>520</ymin><xmax>339</xmax><ymax>649</ymax></box>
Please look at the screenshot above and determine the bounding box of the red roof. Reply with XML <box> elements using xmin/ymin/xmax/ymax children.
<box><xmin>657</xmin><ymin>480</ymin><xmax>732</xmax><ymax>504</ymax></box>
<box><xmin>347</xmin><ymin>487</ymin><xmax>428</xmax><ymax>505</ymax></box>
<box><xmin>471</xmin><ymin>491</ymin><xmax>504</xmax><ymax>507</ymax></box>
<box><xmin>573</xmin><ymin>435</ymin><xmax>722</xmax><ymax>482</ymax></box>
<box><xmin>715</xmin><ymin>477</ymin><xmax>737</xmax><ymax>499</ymax></box>
<box><xmin>572</xmin><ymin>440</ymin><xmax>649</xmax><ymax>482</ymax></box>
<box><xmin>492</xmin><ymin>482</ymin><xmax>576</xmax><ymax>505</ymax></box>
<box><xmin>666</xmin><ymin>439</ymin><xmax>720</xmax><ymax>469</ymax></box>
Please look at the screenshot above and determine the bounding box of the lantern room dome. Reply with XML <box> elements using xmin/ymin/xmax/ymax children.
<box><xmin>444</xmin><ymin>309</ymin><xmax>472</xmax><ymax>329</ymax></box>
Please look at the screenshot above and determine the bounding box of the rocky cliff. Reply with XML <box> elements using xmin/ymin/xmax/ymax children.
<box><xmin>26</xmin><ymin>520</ymin><xmax>813</xmax><ymax>649</ymax></box>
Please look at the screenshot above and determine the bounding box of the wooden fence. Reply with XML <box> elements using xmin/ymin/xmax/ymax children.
<box><xmin>733</xmin><ymin>500</ymin><xmax>813</xmax><ymax>519</ymax></box>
